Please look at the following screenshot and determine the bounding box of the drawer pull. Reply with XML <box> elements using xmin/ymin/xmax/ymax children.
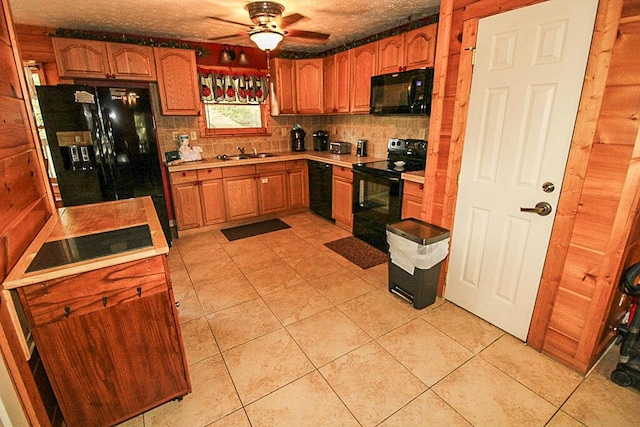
<box><xmin>102</xmin><ymin>296</ymin><xmax>108</xmax><ymax>307</ymax></box>
<box><xmin>64</xmin><ymin>306</ymin><xmax>70</xmax><ymax>318</ymax></box>
<box><xmin>137</xmin><ymin>287</ymin><xmax>142</xmax><ymax>297</ymax></box>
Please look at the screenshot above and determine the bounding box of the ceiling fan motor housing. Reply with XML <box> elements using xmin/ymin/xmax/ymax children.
<box><xmin>246</xmin><ymin>1</ymin><xmax>285</xmax><ymax>25</ymax></box>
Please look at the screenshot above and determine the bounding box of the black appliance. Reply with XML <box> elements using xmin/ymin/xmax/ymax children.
<box><xmin>36</xmin><ymin>84</ymin><xmax>172</xmax><ymax>245</ymax></box>
<box><xmin>370</xmin><ymin>68</ymin><xmax>435</xmax><ymax>115</ymax></box>
<box><xmin>352</xmin><ymin>138</ymin><xmax>427</xmax><ymax>251</ymax></box>
<box><xmin>356</xmin><ymin>139</ymin><xmax>368</xmax><ymax>157</ymax></box>
<box><xmin>308</xmin><ymin>160</ymin><xmax>334</xmax><ymax>221</ymax></box>
<box><xmin>313</xmin><ymin>130</ymin><xmax>329</xmax><ymax>151</ymax></box>
<box><xmin>291</xmin><ymin>127</ymin><xmax>306</xmax><ymax>151</ymax></box>
<box><xmin>611</xmin><ymin>262</ymin><xmax>640</xmax><ymax>390</ymax></box>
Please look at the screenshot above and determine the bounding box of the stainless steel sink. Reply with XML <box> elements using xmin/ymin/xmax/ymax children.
<box><xmin>217</xmin><ymin>153</ymin><xmax>277</xmax><ymax>161</ymax></box>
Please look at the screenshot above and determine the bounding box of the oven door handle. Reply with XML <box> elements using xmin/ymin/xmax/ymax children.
<box><xmin>390</xmin><ymin>177</ymin><xmax>400</xmax><ymax>182</ymax></box>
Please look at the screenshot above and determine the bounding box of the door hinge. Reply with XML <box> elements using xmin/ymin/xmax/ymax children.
<box><xmin>465</xmin><ymin>46</ymin><xmax>477</xmax><ymax>66</ymax></box>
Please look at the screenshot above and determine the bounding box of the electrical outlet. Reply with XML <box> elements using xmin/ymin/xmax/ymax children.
<box><xmin>281</xmin><ymin>128</ymin><xmax>287</xmax><ymax>137</ymax></box>
<box><xmin>190</xmin><ymin>130</ymin><xmax>198</xmax><ymax>141</ymax></box>
<box><xmin>419</xmin><ymin>129</ymin><xmax>426</xmax><ymax>139</ymax></box>
<box><xmin>172</xmin><ymin>132</ymin><xmax>179</xmax><ymax>143</ymax></box>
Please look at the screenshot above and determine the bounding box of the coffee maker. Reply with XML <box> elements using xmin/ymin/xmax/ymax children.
<box><xmin>313</xmin><ymin>130</ymin><xmax>329</xmax><ymax>151</ymax></box>
<box><xmin>291</xmin><ymin>127</ymin><xmax>306</xmax><ymax>151</ymax></box>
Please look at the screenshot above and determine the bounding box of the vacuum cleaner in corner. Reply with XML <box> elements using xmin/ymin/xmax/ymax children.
<box><xmin>611</xmin><ymin>262</ymin><xmax>640</xmax><ymax>391</ymax></box>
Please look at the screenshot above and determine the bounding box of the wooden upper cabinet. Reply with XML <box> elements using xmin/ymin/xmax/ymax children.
<box><xmin>53</xmin><ymin>38</ymin><xmax>156</xmax><ymax>80</ymax></box>
<box><xmin>404</xmin><ymin>24</ymin><xmax>437</xmax><ymax>70</ymax></box>
<box><xmin>154</xmin><ymin>47</ymin><xmax>200</xmax><ymax>116</ymax></box>
<box><xmin>295</xmin><ymin>58</ymin><xmax>323</xmax><ymax>114</ymax></box>
<box><xmin>52</xmin><ymin>38</ymin><xmax>111</xmax><ymax>79</ymax></box>
<box><xmin>378</xmin><ymin>34</ymin><xmax>405</xmax><ymax>74</ymax></box>
<box><xmin>377</xmin><ymin>24</ymin><xmax>437</xmax><ymax>73</ymax></box>
<box><xmin>335</xmin><ymin>51</ymin><xmax>350</xmax><ymax>113</ymax></box>
<box><xmin>271</xmin><ymin>58</ymin><xmax>296</xmax><ymax>114</ymax></box>
<box><xmin>105</xmin><ymin>43</ymin><xmax>156</xmax><ymax>80</ymax></box>
<box><xmin>350</xmin><ymin>42</ymin><xmax>377</xmax><ymax>113</ymax></box>
<box><xmin>0</xmin><ymin>0</ymin><xmax>10</xmax><ymax>46</ymax></box>
<box><xmin>323</xmin><ymin>55</ymin><xmax>336</xmax><ymax>113</ymax></box>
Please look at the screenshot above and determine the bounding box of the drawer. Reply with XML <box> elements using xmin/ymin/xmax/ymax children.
<box><xmin>197</xmin><ymin>168</ymin><xmax>222</xmax><ymax>180</ymax></box>
<box><xmin>333</xmin><ymin>165</ymin><xmax>352</xmax><ymax>180</ymax></box>
<box><xmin>222</xmin><ymin>164</ymin><xmax>256</xmax><ymax>178</ymax></box>
<box><xmin>404</xmin><ymin>181</ymin><xmax>424</xmax><ymax>198</ymax></box>
<box><xmin>19</xmin><ymin>257</ymin><xmax>168</xmax><ymax>327</ymax></box>
<box><xmin>170</xmin><ymin>170</ymin><xmax>197</xmax><ymax>184</ymax></box>
<box><xmin>256</xmin><ymin>161</ymin><xmax>285</xmax><ymax>174</ymax></box>
<box><xmin>286</xmin><ymin>160</ymin><xmax>306</xmax><ymax>170</ymax></box>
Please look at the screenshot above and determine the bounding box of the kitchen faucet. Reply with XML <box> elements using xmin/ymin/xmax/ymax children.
<box><xmin>236</xmin><ymin>145</ymin><xmax>245</xmax><ymax>155</ymax></box>
<box><xmin>252</xmin><ymin>147</ymin><xmax>258</xmax><ymax>155</ymax></box>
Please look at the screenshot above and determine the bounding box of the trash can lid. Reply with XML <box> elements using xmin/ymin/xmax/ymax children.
<box><xmin>386</xmin><ymin>218</ymin><xmax>450</xmax><ymax>245</ymax></box>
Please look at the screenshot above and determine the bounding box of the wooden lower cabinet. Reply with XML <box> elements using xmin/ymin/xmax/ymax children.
<box><xmin>17</xmin><ymin>256</ymin><xmax>190</xmax><ymax>427</ymax></box>
<box><xmin>402</xmin><ymin>181</ymin><xmax>424</xmax><ymax>220</ymax></box>
<box><xmin>332</xmin><ymin>165</ymin><xmax>353</xmax><ymax>230</ymax></box>
<box><xmin>257</xmin><ymin>162</ymin><xmax>288</xmax><ymax>215</ymax></box>
<box><xmin>223</xmin><ymin>165</ymin><xmax>259</xmax><ymax>221</ymax></box>
<box><xmin>286</xmin><ymin>160</ymin><xmax>309</xmax><ymax>209</ymax></box>
<box><xmin>170</xmin><ymin>169</ymin><xmax>225</xmax><ymax>231</ymax></box>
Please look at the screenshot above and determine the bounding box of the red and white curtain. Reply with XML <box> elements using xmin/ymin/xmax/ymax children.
<box><xmin>198</xmin><ymin>68</ymin><xmax>269</xmax><ymax>104</ymax></box>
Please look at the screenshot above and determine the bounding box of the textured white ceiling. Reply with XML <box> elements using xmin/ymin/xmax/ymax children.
<box><xmin>8</xmin><ymin>0</ymin><xmax>440</xmax><ymax>52</ymax></box>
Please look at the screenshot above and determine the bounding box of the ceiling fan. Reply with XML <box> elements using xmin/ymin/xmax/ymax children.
<box><xmin>208</xmin><ymin>1</ymin><xmax>330</xmax><ymax>51</ymax></box>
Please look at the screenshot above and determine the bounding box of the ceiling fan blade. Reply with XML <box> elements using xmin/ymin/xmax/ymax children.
<box><xmin>207</xmin><ymin>16</ymin><xmax>252</xmax><ymax>29</ymax></box>
<box><xmin>285</xmin><ymin>29</ymin><xmax>330</xmax><ymax>41</ymax></box>
<box><xmin>207</xmin><ymin>32</ymin><xmax>247</xmax><ymax>41</ymax></box>
<box><xmin>279</xmin><ymin>13</ymin><xmax>305</xmax><ymax>28</ymax></box>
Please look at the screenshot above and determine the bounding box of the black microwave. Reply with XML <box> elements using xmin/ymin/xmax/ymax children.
<box><xmin>370</xmin><ymin>68</ymin><xmax>434</xmax><ymax>115</ymax></box>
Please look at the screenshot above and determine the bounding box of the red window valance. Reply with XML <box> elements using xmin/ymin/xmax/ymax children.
<box><xmin>198</xmin><ymin>66</ymin><xmax>269</xmax><ymax>104</ymax></box>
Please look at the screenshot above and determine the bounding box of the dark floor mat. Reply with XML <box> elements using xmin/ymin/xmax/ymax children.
<box><xmin>221</xmin><ymin>218</ymin><xmax>291</xmax><ymax>241</ymax></box>
<box><xmin>324</xmin><ymin>236</ymin><xmax>388</xmax><ymax>269</ymax></box>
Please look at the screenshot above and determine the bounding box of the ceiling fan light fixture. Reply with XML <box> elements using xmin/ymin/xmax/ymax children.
<box><xmin>249</xmin><ymin>27</ymin><xmax>284</xmax><ymax>51</ymax></box>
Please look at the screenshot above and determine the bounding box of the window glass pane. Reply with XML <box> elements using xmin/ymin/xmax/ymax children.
<box><xmin>204</xmin><ymin>102</ymin><xmax>262</xmax><ymax>129</ymax></box>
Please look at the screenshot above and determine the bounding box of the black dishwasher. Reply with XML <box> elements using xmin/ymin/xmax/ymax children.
<box><xmin>308</xmin><ymin>160</ymin><xmax>334</xmax><ymax>221</ymax></box>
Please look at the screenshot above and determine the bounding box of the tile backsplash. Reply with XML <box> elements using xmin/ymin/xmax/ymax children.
<box><xmin>151</xmin><ymin>85</ymin><xmax>430</xmax><ymax>160</ymax></box>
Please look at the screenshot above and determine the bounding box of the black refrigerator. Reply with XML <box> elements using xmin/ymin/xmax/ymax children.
<box><xmin>36</xmin><ymin>84</ymin><xmax>172</xmax><ymax>245</ymax></box>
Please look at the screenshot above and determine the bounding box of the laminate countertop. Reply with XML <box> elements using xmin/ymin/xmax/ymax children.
<box><xmin>3</xmin><ymin>197</ymin><xmax>168</xmax><ymax>289</ymax></box>
<box><xmin>167</xmin><ymin>150</ymin><xmax>426</xmax><ymax>183</ymax></box>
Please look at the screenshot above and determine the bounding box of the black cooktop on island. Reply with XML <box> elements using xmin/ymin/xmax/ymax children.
<box><xmin>26</xmin><ymin>225</ymin><xmax>153</xmax><ymax>273</ymax></box>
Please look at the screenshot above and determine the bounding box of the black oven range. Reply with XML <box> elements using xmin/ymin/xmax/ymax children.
<box><xmin>352</xmin><ymin>138</ymin><xmax>427</xmax><ymax>251</ymax></box>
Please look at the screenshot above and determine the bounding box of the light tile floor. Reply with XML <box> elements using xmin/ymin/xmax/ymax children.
<box><xmin>122</xmin><ymin>212</ymin><xmax>640</xmax><ymax>426</ymax></box>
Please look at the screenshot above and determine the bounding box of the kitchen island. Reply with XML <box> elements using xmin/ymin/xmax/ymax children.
<box><xmin>3</xmin><ymin>197</ymin><xmax>190</xmax><ymax>427</ymax></box>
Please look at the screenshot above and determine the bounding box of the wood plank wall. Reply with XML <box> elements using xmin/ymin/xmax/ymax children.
<box><xmin>0</xmin><ymin>0</ymin><xmax>56</xmax><ymax>424</ymax></box>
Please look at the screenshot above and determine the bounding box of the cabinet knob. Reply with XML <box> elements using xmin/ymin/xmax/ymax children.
<box><xmin>182</xmin><ymin>172</ymin><xmax>187</xmax><ymax>176</ymax></box>
<box><xmin>64</xmin><ymin>306</ymin><xmax>70</xmax><ymax>318</ymax></box>
<box><xmin>419</xmin><ymin>184</ymin><xmax>424</xmax><ymax>190</ymax></box>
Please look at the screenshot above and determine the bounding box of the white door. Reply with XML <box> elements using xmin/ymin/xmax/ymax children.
<box><xmin>446</xmin><ymin>0</ymin><xmax>598</xmax><ymax>340</ymax></box>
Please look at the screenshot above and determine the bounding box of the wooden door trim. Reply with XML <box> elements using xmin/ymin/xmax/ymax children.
<box><xmin>424</xmin><ymin>0</ymin><xmax>453</xmax><ymax>222</ymax></box>
<box><xmin>528</xmin><ymin>0</ymin><xmax>624</xmax><ymax>352</ymax></box>
<box><xmin>438</xmin><ymin>18</ymin><xmax>478</xmax><ymax>297</ymax></box>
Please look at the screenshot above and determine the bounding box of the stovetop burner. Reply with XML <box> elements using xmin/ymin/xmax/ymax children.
<box><xmin>353</xmin><ymin>138</ymin><xmax>427</xmax><ymax>176</ymax></box>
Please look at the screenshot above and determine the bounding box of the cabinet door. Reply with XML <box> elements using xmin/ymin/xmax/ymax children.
<box><xmin>404</xmin><ymin>24</ymin><xmax>437</xmax><ymax>70</ymax></box>
<box><xmin>172</xmin><ymin>182</ymin><xmax>202</xmax><ymax>230</ymax></box>
<box><xmin>224</xmin><ymin>176</ymin><xmax>259</xmax><ymax>220</ymax></box>
<box><xmin>335</xmin><ymin>51</ymin><xmax>351</xmax><ymax>113</ymax></box>
<box><xmin>332</xmin><ymin>167</ymin><xmax>353</xmax><ymax>229</ymax></box>
<box><xmin>378</xmin><ymin>34</ymin><xmax>405</xmax><ymax>74</ymax></box>
<box><xmin>323</xmin><ymin>55</ymin><xmax>336</xmax><ymax>113</ymax></box>
<box><xmin>258</xmin><ymin>171</ymin><xmax>288</xmax><ymax>214</ymax></box>
<box><xmin>52</xmin><ymin>38</ymin><xmax>111</xmax><ymax>79</ymax></box>
<box><xmin>154</xmin><ymin>47</ymin><xmax>200</xmax><ymax>115</ymax></box>
<box><xmin>401</xmin><ymin>181</ymin><xmax>424</xmax><ymax>219</ymax></box>
<box><xmin>200</xmin><ymin>179</ymin><xmax>226</xmax><ymax>225</ymax></box>
<box><xmin>350</xmin><ymin>42</ymin><xmax>377</xmax><ymax>113</ymax></box>
<box><xmin>106</xmin><ymin>43</ymin><xmax>156</xmax><ymax>81</ymax></box>
<box><xmin>287</xmin><ymin>167</ymin><xmax>308</xmax><ymax>209</ymax></box>
<box><xmin>295</xmin><ymin>58</ymin><xmax>324</xmax><ymax>114</ymax></box>
<box><xmin>271</xmin><ymin>58</ymin><xmax>296</xmax><ymax>114</ymax></box>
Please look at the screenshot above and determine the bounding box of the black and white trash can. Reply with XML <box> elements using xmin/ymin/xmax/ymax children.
<box><xmin>386</xmin><ymin>219</ymin><xmax>450</xmax><ymax>309</ymax></box>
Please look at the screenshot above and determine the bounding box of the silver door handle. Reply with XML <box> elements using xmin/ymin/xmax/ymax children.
<box><xmin>520</xmin><ymin>202</ymin><xmax>552</xmax><ymax>216</ymax></box>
